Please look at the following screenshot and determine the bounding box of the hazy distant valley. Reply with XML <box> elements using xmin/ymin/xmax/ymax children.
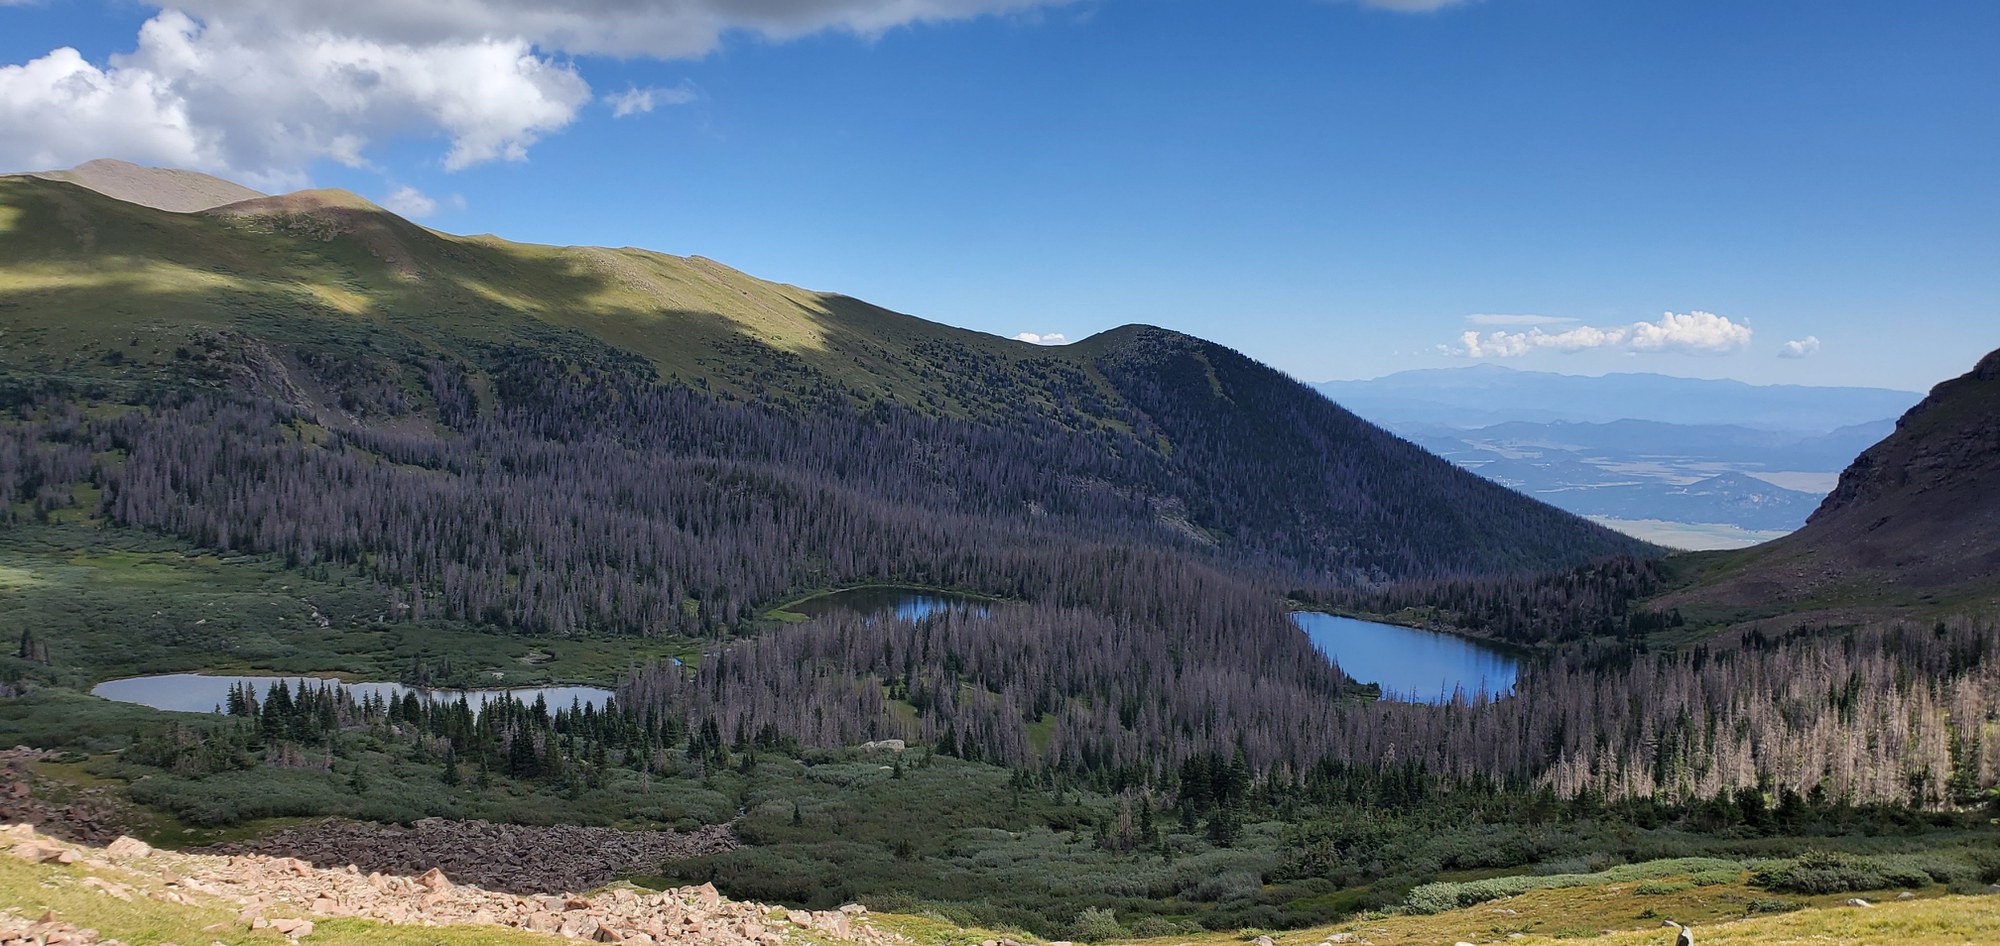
<box><xmin>1316</xmin><ymin>367</ymin><xmax>1922</xmax><ymax>548</ymax></box>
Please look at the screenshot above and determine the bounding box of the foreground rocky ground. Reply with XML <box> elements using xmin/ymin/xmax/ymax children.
<box><xmin>0</xmin><ymin>747</ymin><xmax>737</xmax><ymax>897</ymax></box>
<box><xmin>4</xmin><ymin>823</ymin><xmax>897</xmax><ymax>946</ymax></box>
<box><xmin>0</xmin><ymin>749</ymin><xmax>134</xmax><ymax>847</ymax></box>
<box><xmin>196</xmin><ymin>817</ymin><xmax>738</xmax><ymax>895</ymax></box>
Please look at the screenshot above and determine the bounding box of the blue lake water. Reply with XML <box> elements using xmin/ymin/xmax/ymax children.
<box><xmin>786</xmin><ymin>587</ymin><xmax>993</xmax><ymax>622</ymax></box>
<box><xmin>1291</xmin><ymin>612</ymin><xmax>1519</xmax><ymax>704</ymax></box>
<box><xmin>90</xmin><ymin>673</ymin><xmax>613</xmax><ymax>715</ymax></box>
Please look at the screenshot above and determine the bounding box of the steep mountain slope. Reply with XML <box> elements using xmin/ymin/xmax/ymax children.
<box><xmin>1</xmin><ymin>171</ymin><xmax>1647</xmax><ymax>641</ymax></box>
<box><xmin>1666</xmin><ymin>347</ymin><xmax>2000</xmax><ymax>614</ymax></box>
<box><xmin>9</xmin><ymin>158</ymin><xmax>265</xmax><ymax>212</ymax></box>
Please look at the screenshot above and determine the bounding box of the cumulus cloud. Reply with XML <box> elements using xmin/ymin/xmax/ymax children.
<box><xmin>163</xmin><ymin>0</ymin><xmax>1078</xmax><ymax>59</ymax></box>
<box><xmin>1464</xmin><ymin>314</ymin><xmax>1578</xmax><ymax>327</ymax></box>
<box><xmin>1</xmin><ymin>0</ymin><xmax>1069</xmax><ymax>184</ymax></box>
<box><xmin>0</xmin><ymin>44</ymin><xmax>210</xmax><ymax>175</ymax></box>
<box><xmin>1453</xmin><ymin>311</ymin><xmax>1754</xmax><ymax>358</ymax></box>
<box><xmin>380</xmin><ymin>185</ymin><xmax>440</xmax><ymax>218</ymax></box>
<box><xmin>607</xmin><ymin>84</ymin><xmax>698</xmax><ymax>118</ymax></box>
<box><xmin>0</xmin><ymin>10</ymin><xmax>590</xmax><ymax>188</ymax></box>
<box><xmin>1013</xmin><ymin>332</ymin><xmax>1069</xmax><ymax>345</ymax></box>
<box><xmin>1778</xmin><ymin>335</ymin><xmax>1822</xmax><ymax>359</ymax></box>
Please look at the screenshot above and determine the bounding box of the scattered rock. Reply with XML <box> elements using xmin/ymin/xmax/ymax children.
<box><xmin>1</xmin><ymin>822</ymin><xmax>898</xmax><ymax>946</ymax></box>
<box><xmin>0</xmin><ymin>908</ymin><xmax>126</xmax><ymax>946</ymax></box>
<box><xmin>105</xmin><ymin>837</ymin><xmax>153</xmax><ymax>860</ymax></box>
<box><xmin>0</xmin><ymin>748</ymin><xmax>140</xmax><ymax>845</ymax></box>
<box><xmin>1843</xmin><ymin>898</ymin><xmax>1873</xmax><ymax>908</ymax></box>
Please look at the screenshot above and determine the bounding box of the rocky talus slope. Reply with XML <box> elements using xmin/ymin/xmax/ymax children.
<box><xmin>4</xmin><ymin>824</ymin><xmax>897</xmax><ymax>946</ymax></box>
<box><xmin>196</xmin><ymin>817</ymin><xmax>738</xmax><ymax>895</ymax></box>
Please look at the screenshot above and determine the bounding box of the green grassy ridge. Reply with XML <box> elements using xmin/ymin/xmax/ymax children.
<box><xmin>0</xmin><ymin>176</ymin><xmax>1125</xmax><ymax>423</ymax></box>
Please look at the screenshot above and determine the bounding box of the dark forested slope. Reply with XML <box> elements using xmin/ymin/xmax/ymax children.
<box><xmin>0</xmin><ymin>172</ymin><xmax>1645</xmax><ymax>639</ymax></box>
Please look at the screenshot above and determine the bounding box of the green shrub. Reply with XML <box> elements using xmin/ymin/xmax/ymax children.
<box><xmin>862</xmin><ymin>893</ymin><xmax>918</xmax><ymax>914</ymax></box>
<box><xmin>1069</xmin><ymin>908</ymin><xmax>1127</xmax><ymax>943</ymax></box>
<box><xmin>1635</xmin><ymin>881</ymin><xmax>1691</xmax><ymax>895</ymax></box>
<box><xmin>1752</xmin><ymin>851</ymin><xmax>1932</xmax><ymax>895</ymax></box>
<box><xmin>1402</xmin><ymin>883</ymin><xmax>1461</xmax><ymax>915</ymax></box>
<box><xmin>1128</xmin><ymin>917</ymin><xmax>1185</xmax><ymax>938</ymax></box>
<box><xmin>1745</xmin><ymin>898</ymin><xmax>1799</xmax><ymax>914</ymax></box>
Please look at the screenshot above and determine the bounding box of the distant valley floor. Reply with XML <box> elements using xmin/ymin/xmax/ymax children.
<box><xmin>1585</xmin><ymin>516</ymin><xmax>1791</xmax><ymax>552</ymax></box>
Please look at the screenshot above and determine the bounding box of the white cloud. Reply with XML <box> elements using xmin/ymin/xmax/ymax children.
<box><xmin>155</xmin><ymin>0</ymin><xmax>1077</xmax><ymax>59</ymax></box>
<box><xmin>1013</xmin><ymin>332</ymin><xmax>1069</xmax><ymax>345</ymax></box>
<box><xmin>1454</xmin><ymin>311</ymin><xmax>1754</xmax><ymax>358</ymax></box>
<box><xmin>606</xmin><ymin>84</ymin><xmax>698</xmax><ymax>118</ymax></box>
<box><xmin>0</xmin><ymin>10</ymin><xmax>590</xmax><ymax>188</ymax></box>
<box><xmin>0</xmin><ymin>45</ymin><xmax>211</xmax><ymax>176</ymax></box>
<box><xmin>381</xmin><ymin>185</ymin><xmax>439</xmax><ymax>218</ymax></box>
<box><xmin>1464</xmin><ymin>314</ymin><xmax>1579</xmax><ymax>327</ymax></box>
<box><xmin>1</xmin><ymin>0</ymin><xmax>1070</xmax><ymax>184</ymax></box>
<box><xmin>1778</xmin><ymin>336</ymin><xmax>1822</xmax><ymax>359</ymax></box>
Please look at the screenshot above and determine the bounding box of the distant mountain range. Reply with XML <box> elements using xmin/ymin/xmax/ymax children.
<box><xmin>1313</xmin><ymin>366</ymin><xmax>1924</xmax><ymax>548</ymax></box>
<box><xmin>1314</xmin><ymin>364</ymin><xmax>1920</xmax><ymax>431</ymax></box>
<box><xmin>16</xmin><ymin>157</ymin><xmax>265</xmax><ymax>213</ymax></box>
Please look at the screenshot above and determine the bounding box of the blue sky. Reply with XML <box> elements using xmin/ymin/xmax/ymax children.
<box><xmin>2</xmin><ymin>0</ymin><xmax>1995</xmax><ymax>392</ymax></box>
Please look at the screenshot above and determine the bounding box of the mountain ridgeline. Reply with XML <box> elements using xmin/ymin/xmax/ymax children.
<box><xmin>0</xmin><ymin>170</ymin><xmax>1644</xmax><ymax>643</ymax></box>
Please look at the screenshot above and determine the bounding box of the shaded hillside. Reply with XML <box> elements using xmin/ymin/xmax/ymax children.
<box><xmin>1082</xmin><ymin>328</ymin><xmax>1642</xmax><ymax>579</ymax></box>
<box><xmin>1666</xmin><ymin>347</ymin><xmax>2000</xmax><ymax>615</ymax></box>
<box><xmin>0</xmin><ymin>172</ymin><xmax>1645</xmax><ymax>623</ymax></box>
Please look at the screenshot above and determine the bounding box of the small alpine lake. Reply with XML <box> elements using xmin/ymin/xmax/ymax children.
<box><xmin>1291</xmin><ymin>612</ymin><xmax>1519</xmax><ymax>704</ymax></box>
<box><xmin>776</xmin><ymin>586</ymin><xmax>995</xmax><ymax>622</ymax></box>
<box><xmin>90</xmin><ymin>673</ymin><xmax>613</xmax><ymax>716</ymax></box>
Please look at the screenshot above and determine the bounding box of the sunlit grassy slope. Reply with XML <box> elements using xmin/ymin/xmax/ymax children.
<box><xmin>0</xmin><ymin>175</ymin><xmax>1094</xmax><ymax>414</ymax></box>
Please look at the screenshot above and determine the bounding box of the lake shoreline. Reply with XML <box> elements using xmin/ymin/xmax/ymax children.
<box><xmin>1290</xmin><ymin>611</ymin><xmax>1520</xmax><ymax>704</ymax></box>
